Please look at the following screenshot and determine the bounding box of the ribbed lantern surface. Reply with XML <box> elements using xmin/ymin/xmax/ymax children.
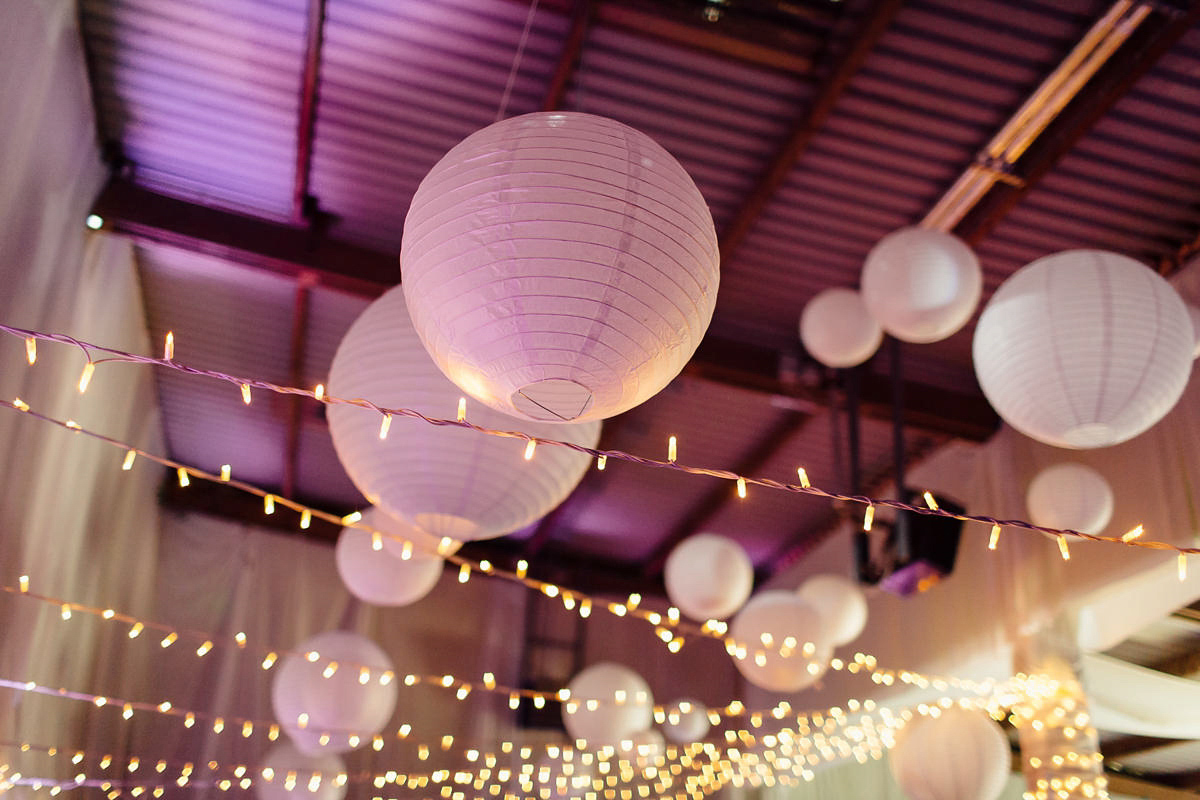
<box><xmin>973</xmin><ymin>250</ymin><xmax>1192</xmax><ymax>449</ymax></box>
<box><xmin>401</xmin><ymin>111</ymin><xmax>719</xmax><ymax>424</ymax></box>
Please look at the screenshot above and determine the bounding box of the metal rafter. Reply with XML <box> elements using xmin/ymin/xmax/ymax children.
<box><xmin>716</xmin><ymin>0</ymin><xmax>906</xmax><ymax>263</ymax></box>
<box><xmin>541</xmin><ymin>0</ymin><xmax>594</xmax><ymax>112</ymax></box>
<box><xmin>292</xmin><ymin>0</ymin><xmax>328</xmax><ymax>224</ymax></box>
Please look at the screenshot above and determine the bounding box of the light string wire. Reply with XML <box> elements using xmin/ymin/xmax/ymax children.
<box><xmin>3</xmin><ymin>324</ymin><xmax>1196</xmax><ymax>558</ymax></box>
<box><xmin>0</xmin><ymin>691</ymin><xmax>1021</xmax><ymax>799</ymax></box>
<box><xmin>1</xmin><ymin>576</ymin><xmax>1000</xmax><ymax>735</ymax></box>
<box><xmin>0</xmin><ymin>666</ymin><xmax>1021</xmax><ymax>779</ymax></box>
<box><xmin>1</xmin><ymin>398</ymin><xmax>1005</xmax><ymax>700</ymax></box>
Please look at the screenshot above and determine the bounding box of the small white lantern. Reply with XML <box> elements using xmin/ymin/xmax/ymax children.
<box><xmin>271</xmin><ymin>631</ymin><xmax>397</xmax><ymax>755</ymax></box>
<box><xmin>1026</xmin><ymin>463</ymin><xmax>1113</xmax><ymax>536</ymax></box>
<box><xmin>401</xmin><ymin>111</ymin><xmax>720</xmax><ymax>424</ymax></box>
<box><xmin>861</xmin><ymin>227</ymin><xmax>982</xmax><ymax>343</ymax></box>
<box><xmin>796</xmin><ymin>574</ymin><xmax>868</xmax><ymax>646</ymax></box>
<box><xmin>335</xmin><ymin>509</ymin><xmax>443</xmax><ymax>607</ymax></box>
<box><xmin>974</xmin><ymin>250</ymin><xmax>1193</xmax><ymax>449</ymax></box>
<box><xmin>328</xmin><ymin>286</ymin><xmax>600</xmax><ymax>542</ymax></box>
<box><xmin>663</xmin><ymin>533</ymin><xmax>754</xmax><ymax>622</ymax></box>
<box><xmin>728</xmin><ymin>591</ymin><xmax>829</xmax><ymax>693</ymax></box>
<box><xmin>888</xmin><ymin>707</ymin><xmax>1009</xmax><ymax>800</ymax></box>
<box><xmin>661</xmin><ymin>698</ymin><xmax>710</xmax><ymax>744</ymax></box>
<box><xmin>256</xmin><ymin>743</ymin><xmax>346</xmax><ymax>800</ymax></box>
<box><xmin>799</xmin><ymin>287</ymin><xmax>883</xmax><ymax>368</ymax></box>
<box><xmin>562</xmin><ymin>662</ymin><xmax>654</xmax><ymax>747</ymax></box>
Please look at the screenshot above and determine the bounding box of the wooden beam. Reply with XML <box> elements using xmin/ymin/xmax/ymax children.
<box><xmin>1108</xmin><ymin>769</ymin><xmax>1200</xmax><ymax>796</ymax></box>
<box><xmin>541</xmin><ymin>0</ymin><xmax>594</xmax><ymax>112</ymax></box>
<box><xmin>90</xmin><ymin>177</ymin><xmax>400</xmax><ymax>295</ymax></box>
<box><xmin>953</xmin><ymin>1</ymin><xmax>1200</xmax><ymax>245</ymax></box>
<box><xmin>641</xmin><ymin>410</ymin><xmax>809</xmax><ymax>577</ymax></box>
<box><xmin>716</xmin><ymin>0</ymin><xmax>906</xmax><ymax>262</ymax></box>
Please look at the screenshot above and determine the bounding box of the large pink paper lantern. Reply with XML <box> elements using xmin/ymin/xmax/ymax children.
<box><xmin>401</xmin><ymin>111</ymin><xmax>720</xmax><ymax>424</ymax></box>
<box><xmin>861</xmin><ymin>228</ymin><xmax>982</xmax><ymax>343</ymax></box>
<box><xmin>728</xmin><ymin>591</ymin><xmax>830</xmax><ymax>693</ymax></box>
<box><xmin>271</xmin><ymin>631</ymin><xmax>397</xmax><ymax>755</ymax></box>
<box><xmin>663</xmin><ymin>533</ymin><xmax>754</xmax><ymax>622</ymax></box>
<box><xmin>799</xmin><ymin>288</ymin><xmax>883</xmax><ymax>368</ymax></box>
<box><xmin>335</xmin><ymin>509</ymin><xmax>443</xmax><ymax>607</ymax></box>
<box><xmin>974</xmin><ymin>250</ymin><xmax>1192</xmax><ymax>449</ymax></box>
<box><xmin>888</xmin><ymin>707</ymin><xmax>1009</xmax><ymax>800</ymax></box>
<box><xmin>562</xmin><ymin>662</ymin><xmax>654</xmax><ymax>747</ymax></box>
<box><xmin>327</xmin><ymin>286</ymin><xmax>600</xmax><ymax>542</ymax></box>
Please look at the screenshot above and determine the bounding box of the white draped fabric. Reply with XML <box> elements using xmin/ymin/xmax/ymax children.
<box><xmin>1083</xmin><ymin>654</ymin><xmax>1200</xmax><ymax>741</ymax></box>
<box><xmin>0</xmin><ymin>0</ymin><xmax>165</xmax><ymax>775</ymax></box>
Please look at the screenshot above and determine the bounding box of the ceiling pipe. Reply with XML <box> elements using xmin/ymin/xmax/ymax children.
<box><xmin>921</xmin><ymin>0</ymin><xmax>1151</xmax><ymax>232</ymax></box>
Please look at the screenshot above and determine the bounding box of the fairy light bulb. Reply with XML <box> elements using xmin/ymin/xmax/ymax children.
<box><xmin>922</xmin><ymin>491</ymin><xmax>938</xmax><ymax>510</ymax></box>
<box><xmin>988</xmin><ymin>524</ymin><xmax>1001</xmax><ymax>550</ymax></box>
<box><xmin>264</xmin><ymin>495</ymin><xmax>275</xmax><ymax>515</ymax></box>
<box><xmin>863</xmin><ymin>505</ymin><xmax>874</xmax><ymax>532</ymax></box>
<box><xmin>1180</xmin><ymin>553</ymin><xmax>1188</xmax><ymax>582</ymax></box>
<box><xmin>668</xmin><ymin>436</ymin><xmax>678</xmax><ymax>463</ymax></box>
<box><xmin>1121</xmin><ymin>524</ymin><xmax>1144</xmax><ymax>543</ymax></box>
<box><xmin>163</xmin><ymin>332</ymin><xmax>174</xmax><ymax>361</ymax></box>
<box><xmin>524</xmin><ymin>439</ymin><xmax>537</xmax><ymax>460</ymax></box>
<box><xmin>597</xmin><ymin>454</ymin><xmax>607</xmax><ymax>470</ymax></box>
<box><xmin>379</xmin><ymin>413</ymin><xmax>392</xmax><ymax>440</ymax></box>
<box><xmin>176</xmin><ymin>468</ymin><xmax>190</xmax><ymax>488</ymax></box>
<box><xmin>1057</xmin><ymin>535</ymin><xmax>1071</xmax><ymax>561</ymax></box>
<box><xmin>25</xmin><ymin>337</ymin><xmax>36</xmax><ymax>365</ymax></box>
<box><xmin>736</xmin><ymin>477</ymin><xmax>747</xmax><ymax>499</ymax></box>
<box><xmin>122</xmin><ymin>449</ymin><xmax>137</xmax><ymax>470</ymax></box>
<box><xmin>299</xmin><ymin>509</ymin><xmax>311</xmax><ymax>530</ymax></box>
<box><xmin>219</xmin><ymin>464</ymin><xmax>231</xmax><ymax>482</ymax></box>
<box><xmin>796</xmin><ymin>468</ymin><xmax>810</xmax><ymax>488</ymax></box>
<box><xmin>314</xmin><ymin>383</ymin><xmax>325</xmax><ymax>401</ymax></box>
<box><xmin>457</xmin><ymin>397</ymin><xmax>467</xmax><ymax>422</ymax></box>
<box><xmin>341</xmin><ymin>511</ymin><xmax>362</xmax><ymax>526</ymax></box>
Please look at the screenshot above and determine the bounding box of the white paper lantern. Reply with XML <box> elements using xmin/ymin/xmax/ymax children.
<box><xmin>335</xmin><ymin>510</ymin><xmax>443</xmax><ymax>607</ymax></box>
<box><xmin>888</xmin><ymin>707</ymin><xmax>1009</xmax><ymax>800</ymax></box>
<box><xmin>728</xmin><ymin>591</ymin><xmax>830</xmax><ymax>693</ymax></box>
<box><xmin>799</xmin><ymin>288</ymin><xmax>883</xmax><ymax>368</ymax></box>
<box><xmin>974</xmin><ymin>250</ymin><xmax>1193</xmax><ymax>449</ymax></box>
<box><xmin>328</xmin><ymin>285</ymin><xmax>600</xmax><ymax>542</ymax></box>
<box><xmin>661</xmin><ymin>699</ymin><xmax>710</xmax><ymax>744</ymax></box>
<box><xmin>861</xmin><ymin>227</ymin><xmax>982</xmax><ymax>343</ymax></box>
<box><xmin>271</xmin><ymin>631</ymin><xmax>398</xmax><ymax>754</ymax></box>
<box><xmin>401</xmin><ymin>111</ymin><xmax>720</xmax><ymax>424</ymax></box>
<box><xmin>1026</xmin><ymin>463</ymin><xmax>1113</xmax><ymax>536</ymax></box>
<box><xmin>663</xmin><ymin>533</ymin><xmax>754</xmax><ymax>622</ymax></box>
<box><xmin>256</xmin><ymin>743</ymin><xmax>346</xmax><ymax>800</ymax></box>
<box><xmin>620</xmin><ymin>729</ymin><xmax>665</xmax><ymax>766</ymax></box>
<box><xmin>1187</xmin><ymin>303</ymin><xmax>1200</xmax><ymax>358</ymax></box>
<box><xmin>562</xmin><ymin>662</ymin><xmax>654</xmax><ymax>747</ymax></box>
<box><xmin>796</xmin><ymin>574</ymin><xmax>868</xmax><ymax>646</ymax></box>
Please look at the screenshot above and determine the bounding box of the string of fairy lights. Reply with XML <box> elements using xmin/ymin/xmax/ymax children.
<box><xmin>0</xmin><ymin>324</ymin><xmax>1159</xmax><ymax>798</ymax></box>
<box><xmin>0</xmin><ymin>692</ymin><xmax>1023</xmax><ymax>799</ymax></box>
<box><xmin>4</xmin><ymin>323</ymin><xmax>1198</xmax><ymax>565</ymax></box>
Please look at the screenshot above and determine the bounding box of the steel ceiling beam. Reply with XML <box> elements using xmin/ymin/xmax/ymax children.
<box><xmin>292</xmin><ymin>0</ymin><xmax>328</xmax><ymax>224</ymax></box>
<box><xmin>951</xmin><ymin>0</ymin><xmax>1200</xmax><ymax>245</ymax></box>
<box><xmin>541</xmin><ymin>0</ymin><xmax>594</xmax><ymax>112</ymax></box>
<box><xmin>90</xmin><ymin>177</ymin><xmax>999</xmax><ymax>442</ymax></box>
<box><xmin>716</xmin><ymin>0</ymin><xmax>905</xmax><ymax>263</ymax></box>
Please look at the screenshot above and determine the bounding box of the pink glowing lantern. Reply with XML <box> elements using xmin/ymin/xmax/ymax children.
<box><xmin>401</xmin><ymin>112</ymin><xmax>720</xmax><ymax>424</ymax></box>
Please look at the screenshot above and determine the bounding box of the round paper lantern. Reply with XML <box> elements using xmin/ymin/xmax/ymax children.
<box><xmin>799</xmin><ymin>288</ymin><xmax>883</xmax><ymax>368</ymax></box>
<box><xmin>335</xmin><ymin>511</ymin><xmax>443</xmax><ymax>607</ymax></box>
<box><xmin>974</xmin><ymin>250</ymin><xmax>1193</xmax><ymax>449</ymax></box>
<box><xmin>661</xmin><ymin>699</ymin><xmax>710</xmax><ymax>744</ymax></box>
<box><xmin>1187</xmin><ymin>303</ymin><xmax>1200</xmax><ymax>358</ymax></box>
<box><xmin>271</xmin><ymin>631</ymin><xmax>398</xmax><ymax>754</ymax></box>
<box><xmin>728</xmin><ymin>591</ymin><xmax>830</xmax><ymax>693</ymax></box>
<box><xmin>562</xmin><ymin>663</ymin><xmax>654</xmax><ymax>746</ymax></box>
<box><xmin>620</xmin><ymin>729</ymin><xmax>665</xmax><ymax>767</ymax></box>
<box><xmin>888</xmin><ymin>707</ymin><xmax>1009</xmax><ymax>800</ymax></box>
<box><xmin>328</xmin><ymin>285</ymin><xmax>600</xmax><ymax>542</ymax></box>
<box><xmin>796</xmin><ymin>574</ymin><xmax>868</xmax><ymax>646</ymax></box>
<box><xmin>401</xmin><ymin>111</ymin><xmax>720</xmax><ymax>424</ymax></box>
<box><xmin>256</xmin><ymin>743</ymin><xmax>346</xmax><ymax>800</ymax></box>
<box><xmin>861</xmin><ymin>227</ymin><xmax>982</xmax><ymax>343</ymax></box>
<box><xmin>1026</xmin><ymin>463</ymin><xmax>1113</xmax><ymax>536</ymax></box>
<box><xmin>663</xmin><ymin>534</ymin><xmax>754</xmax><ymax>622</ymax></box>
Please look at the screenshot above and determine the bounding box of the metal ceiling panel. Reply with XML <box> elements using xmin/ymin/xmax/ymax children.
<box><xmin>80</xmin><ymin>0</ymin><xmax>306</xmax><ymax>219</ymax></box>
